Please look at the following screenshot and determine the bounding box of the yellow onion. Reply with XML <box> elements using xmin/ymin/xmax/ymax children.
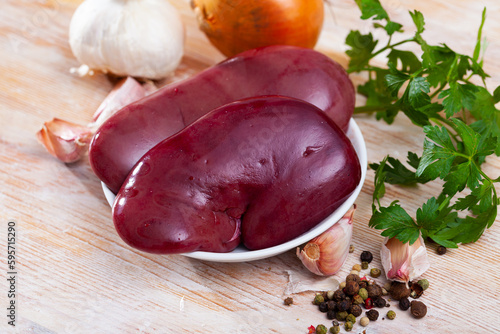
<box><xmin>191</xmin><ymin>0</ymin><xmax>324</xmax><ymax>57</ymax></box>
<box><xmin>381</xmin><ymin>235</ymin><xmax>430</xmax><ymax>282</ymax></box>
<box><xmin>297</xmin><ymin>205</ymin><xmax>355</xmax><ymax>276</ymax></box>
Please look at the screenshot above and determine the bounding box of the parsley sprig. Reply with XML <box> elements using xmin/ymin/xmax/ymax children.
<box><xmin>347</xmin><ymin>0</ymin><xmax>500</xmax><ymax>248</ymax></box>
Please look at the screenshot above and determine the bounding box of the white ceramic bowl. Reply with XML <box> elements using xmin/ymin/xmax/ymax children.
<box><xmin>102</xmin><ymin>118</ymin><xmax>367</xmax><ymax>262</ymax></box>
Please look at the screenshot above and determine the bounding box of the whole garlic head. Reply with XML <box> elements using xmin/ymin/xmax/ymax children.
<box><xmin>69</xmin><ymin>0</ymin><xmax>185</xmax><ymax>80</ymax></box>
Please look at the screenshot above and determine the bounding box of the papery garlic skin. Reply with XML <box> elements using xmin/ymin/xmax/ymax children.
<box><xmin>381</xmin><ymin>235</ymin><xmax>430</xmax><ymax>283</ymax></box>
<box><xmin>69</xmin><ymin>0</ymin><xmax>185</xmax><ymax>80</ymax></box>
<box><xmin>297</xmin><ymin>205</ymin><xmax>355</xmax><ymax>276</ymax></box>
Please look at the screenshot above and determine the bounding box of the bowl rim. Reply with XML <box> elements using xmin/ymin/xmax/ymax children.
<box><xmin>101</xmin><ymin>118</ymin><xmax>367</xmax><ymax>263</ymax></box>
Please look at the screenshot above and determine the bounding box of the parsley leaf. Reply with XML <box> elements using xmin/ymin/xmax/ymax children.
<box><xmin>354</xmin><ymin>0</ymin><xmax>389</xmax><ymax>20</ymax></box>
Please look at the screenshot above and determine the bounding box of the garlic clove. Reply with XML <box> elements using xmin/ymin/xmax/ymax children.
<box><xmin>381</xmin><ymin>235</ymin><xmax>430</xmax><ymax>283</ymax></box>
<box><xmin>89</xmin><ymin>77</ymin><xmax>150</xmax><ymax>130</ymax></box>
<box><xmin>36</xmin><ymin>118</ymin><xmax>93</xmax><ymax>163</ymax></box>
<box><xmin>297</xmin><ymin>205</ymin><xmax>355</xmax><ymax>276</ymax></box>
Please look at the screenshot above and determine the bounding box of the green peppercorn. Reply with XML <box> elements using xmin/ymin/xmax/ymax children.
<box><xmin>358</xmin><ymin>288</ymin><xmax>368</xmax><ymax>300</ymax></box>
<box><xmin>314</xmin><ymin>294</ymin><xmax>325</xmax><ymax>305</ymax></box>
<box><xmin>336</xmin><ymin>311</ymin><xmax>348</xmax><ymax>321</ymax></box>
<box><xmin>370</xmin><ymin>268</ymin><xmax>381</xmax><ymax>278</ymax></box>
<box><xmin>346</xmin><ymin>314</ymin><xmax>356</xmax><ymax>324</ymax></box>
<box><xmin>344</xmin><ymin>321</ymin><xmax>354</xmax><ymax>332</ymax></box>
<box><xmin>387</xmin><ymin>310</ymin><xmax>396</xmax><ymax>320</ymax></box>
<box><xmin>352</xmin><ymin>294</ymin><xmax>364</xmax><ymax>305</ymax></box>
<box><xmin>417</xmin><ymin>279</ymin><xmax>430</xmax><ymax>291</ymax></box>
<box><xmin>316</xmin><ymin>324</ymin><xmax>328</xmax><ymax>334</ymax></box>
<box><xmin>329</xmin><ymin>325</ymin><xmax>340</xmax><ymax>334</ymax></box>
<box><xmin>361</xmin><ymin>261</ymin><xmax>369</xmax><ymax>270</ymax></box>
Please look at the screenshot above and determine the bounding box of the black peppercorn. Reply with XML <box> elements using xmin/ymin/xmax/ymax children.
<box><xmin>389</xmin><ymin>281</ymin><xmax>411</xmax><ymax>300</ymax></box>
<box><xmin>284</xmin><ymin>297</ymin><xmax>293</xmax><ymax>306</ymax></box>
<box><xmin>366</xmin><ymin>284</ymin><xmax>382</xmax><ymax>299</ymax></box>
<box><xmin>360</xmin><ymin>251</ymin><xmax>373</xmax><ymax>263</ymax></box>
<box><xmin>338</xmin><ymin>299</ymin><xmax>352</xmax><ymax>312</ymax></box>
<box><xmin>327</xmin><ymin>309</ymin><xmax>336</xmax><ymax>320</ymax></box>
<box><xmin>410</xmin><ymin>300</ymin><xmax>427</xmax><ymax>319</ymax></box>
<box><xmin>319</xmin><ymin>302</ymin><xmax>329</xmax><ymax>313</ymax></box>
<box><xmin>436</xmin><ymin>246</ymin><xmax>447</xmax><ymax>255</ymax></box>
<box><xmin>344</xmin><ymin>281</ymin><xmax>360</xmax><ymax>296</ymax></box>
<box><xmin>366</xmin><ymin>309</ymin><xmax>379</xmax><ymax>321</ymax></box>
<box><xmin>350</xmin><ymin>304</ymin><xmax>362</xmax><ymax>317</ymax></box>
<box><xmin>346</xmin><ymin>274</ymin><xmax>361</xmax><ymax>284</ymax></box>
<box><xmin>327</xmin><ymin>300</ymin><xmax>337</xmax><ymax>311</ymax></box>
<box><xmin>358</xmin><ymin>280</ymin><xmax>368</xmax><ymax>289</ymax></box>
<box><xmin>399</xmin><ymin>297</ymin><xmax>410</xmax><ymax>311</ymax></box>
<box><xmin>332</xmin><ymin>289</ymin><xmax>346</xmax><ymax>302</ymax></box>
<box><xmin>373</xmin><ymin>296</ymin><xmax>387</xmax><ymax>308</ymax></box>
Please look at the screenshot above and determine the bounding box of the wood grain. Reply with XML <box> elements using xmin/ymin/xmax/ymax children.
<box><xmin>1</xmin><ymin>0</ymin><xmax>499</xmax><ymax>333</ymax></box>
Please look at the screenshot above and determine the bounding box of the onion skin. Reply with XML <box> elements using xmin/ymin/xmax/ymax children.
<box><xmin>191</xmin><ymin>0</ymin><xmax>324</xmax><ymax>57</ymax></box>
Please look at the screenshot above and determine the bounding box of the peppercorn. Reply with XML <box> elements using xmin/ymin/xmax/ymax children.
<box><xmin>319</xmin><ymin>302</ymin><xmax>329</xmax><ymax>313</ymax></box>
<box><xmin>352</xmin><ymin>264</ymin><xmax>361</xmax><ymax>271</ymax></box>
<box><xmin>344</xmin><ymin>321</ymin><xmax>353</xmax><ymax>332</ymax></box>
<box><xmin>417</xmin><ymin>279</ymin><xmax>430</xmax><ymax>291</ymax></box>
<box><xmin>410</xmin><ymin>300</ymin><xmax>427</xmax><ymax>319</ymax></box>
<box><xmin>360</xmin><ymin>251</ymin><xmax>373</xmax><ymax>263</ymax></box>
<box><xmin>352</xmin><ymin>294</ymin><xmax>364</xmax><ymax>305</ymax></box>
<box><xmin>436</xmin><ymin>246</ymin><xmax>447</xmax><ymax>255</ymax></box>
<box><xmin>360</xmin><ymin>316</ymin><xmax>370</xmax><ymax>327</ymax></box>
<box><xmin>284</xmin><ymin>297</ymin><xmax>293</xmax><ymax>306</ymax></box>
<box><xmin>349</xmin><ymin>245</ymin><xmax>355</xmax><ymax>253</ymax></box>
<box><xmin>386</xmin><ymin>310</ymin><xmax>396</xmax><ymax>320</ymax></box>
<box><xmin>373</xmin><ymin>296</ymin><xmax>387</xmax><ymax>308</ymax></box>
<box><xmin>366</xmin><ymin>309</ymin><xmax>379</xmax><ymax>321</ymax></box>
<box><xmin>346</xmin><ymin>273</ymin><xmax>361</xmax><ymax>284</ymax></box>
<box><xmin>381</xmin><ymin>288</ymin><xmax>388</xmax><ymax>296</ymax></box>
<box><xmin>410</xmin><ymin>281</ymin><xmax>423</xmax><ymax>299</ymax></box>
<box><xmin>364</xmin><ymin>298</ymin><xmax>373</xmax><ymax>309</ymax></box>
<box><xmin>350</xmin><ymin>304</ymin><xmax>362</xmax><ymax>317</ymax></box>
<box><xmin>346</xmin><ymin>314</ymin><xmax>356</xmax><ymax>324</ymax></box>
<box><xmin>339</xmin><ymin>282</ymin><xmax>346</xmax><ymax>290</ymax></box>
<box><xmin>344</xmin><ymin>280</ymin><xmax>360</xmax><ymax>296</ymax></box>
<box><xmin>359</xmin><ymin>280</ymin><xmax>368</xmax><ymax>289</ymax></box>
<box><xmin>383</xmin><ymin>282</ymin><xmax>392</xmax><ymax>291</ymax></box>
<box><xmin>370</xmin><ymin>268</ymin><xmax>381</xmax><ymax>278</ymax></box>
<box><xmin>327</xmin><ymin>309</ymin><xmax>336</xmax><ymax>320</ymax></box>
<box><xmin>327</xmin><ymin>300</ymin><xmax>336</xmax><ymax>311</ymax></box>
<box><xmin>358</xmin><ymin>287</ymin><xmax>368</xmax><ymax>300</ymax></box>
<box><xmin>338</xmin><ymin>299</ymin><xmax>351</xmax><ymax>312</ymax></box>
<box><xmin>314</xmin><ymin>294</ymin><xmax>325</xmax><ymax>305</ymax></box>
<box><xmin>316</xmin><ymin>324</ymin><xmax>328</xmax><ymax>334</ymax></box>
<box><xmin>399</xmin><ymin>297</ymin><xmax>410</xmax><ymax>311</ymax></box>
<box><xmin>329</xmin><ymin>325</ymin><xmax>340</xmax><ymax>334</ymax></box>
<box><xmin>389</xmin><ymin>281</ymin><xmax>410</xmax><ymax>300</ymax></box>
<box><xmin>326</xmin><ymin>290</ymin><xmax>335</xmax><ymax>300</ymax></box>
<box><xmin>367</xmin><ymin>284</ymin><xmax>382</xmax><ymax>298</ymax></box>
<box><xmin>361</xmin><ymin>261</ymin><xmax>369</xmax><ymax>270</ymax></box>
<box><xmin>336</xmin><ymin>311</ymin><xmax>348</xmax><ymax>321</ymax></box>
<box><xmin>332</xmin><ymin>289</ymin><xmax>345</xmax><ymax>302</ymax></box>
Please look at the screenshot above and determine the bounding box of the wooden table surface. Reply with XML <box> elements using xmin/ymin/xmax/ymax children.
<box><xmin>1</xmin><ymin>0</ymin><xmax>499</xmax><ymax>333</ymax></box>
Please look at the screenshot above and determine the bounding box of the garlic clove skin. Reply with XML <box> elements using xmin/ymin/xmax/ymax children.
<box><xmin>381</xmin><ymin>235</ymin><xmax>430</xmax><ymax>283</ymax></box>
<box><xmin>297</xmin><ymin>205</ymin><xmax>355</xmax><ymax>276</ymax></box>
<box><xmin>69</xmin><ymin>0</ymin><xmax>185</xmax><ymax>80</ymax></box>
<box><xmin>37</xmin><ymin>118</ymin><xmax>93</xmax><ymax>163</ymax></box>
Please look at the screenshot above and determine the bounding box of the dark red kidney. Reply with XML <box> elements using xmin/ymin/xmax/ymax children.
<box><xmin>112</xmin><ymin>96</ymin><xmax>361</xmax><ymax>254</ymax></box>
<box><xmin>89</xmin><ymin>45</ymin><xmax>355</xmax><ymax>194</ymax></box>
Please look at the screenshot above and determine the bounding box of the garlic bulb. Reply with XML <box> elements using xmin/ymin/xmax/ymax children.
<box><xmin>297</xmin><ymin>205</ymin><xmax>355</xmax><ymax>276</ymax></box>
<box><xmin>380</xmin><ymin>235</ymin><xmax>430</xmax><ymax>282</ymax></box>
<box><xmin>69</xmin><ymin>0</ymin><xmax>185</xmax><ymax>80</ymax></box>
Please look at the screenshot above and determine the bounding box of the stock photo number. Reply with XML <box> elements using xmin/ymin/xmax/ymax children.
<box><xmin>7</xmin><ymin>221</ymin><xmax>16</xmax><ymax>326</ymax></box>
